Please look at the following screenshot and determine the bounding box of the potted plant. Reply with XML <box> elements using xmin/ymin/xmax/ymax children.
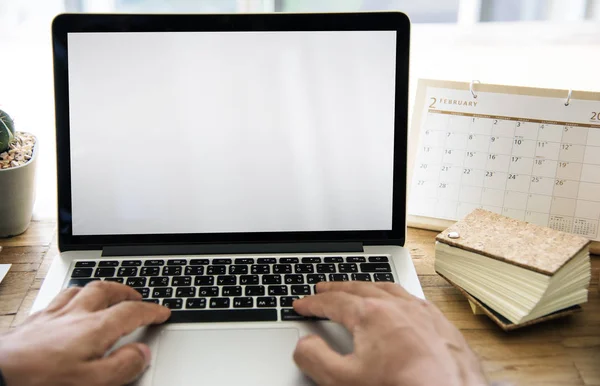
<box><xmin>0</xmin><ymin>109</ymin><xmax>38</xmax><ymax>237</ymax></box>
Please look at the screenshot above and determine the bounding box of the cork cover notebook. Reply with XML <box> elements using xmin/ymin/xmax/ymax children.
<box><xmin>438</xmin><ymin>272</ymin><xmax>582</xmax><ymax>331</ymax></box>
<box><xmin>436</xmin><ymin>209</ymin><xmax>590</xmax><ymax>276</ymax></box>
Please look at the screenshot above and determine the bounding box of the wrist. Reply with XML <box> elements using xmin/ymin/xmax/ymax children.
<box><xmin>0</xmin><ymin>344</ymin><xmax>24</xmax><ymax>386</ymax></box>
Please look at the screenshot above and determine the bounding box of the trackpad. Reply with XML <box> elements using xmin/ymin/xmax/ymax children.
<box><xmin>152</xmin><ymin>328</ymin><xmax>311</xmax><ymax>386</ymax></box>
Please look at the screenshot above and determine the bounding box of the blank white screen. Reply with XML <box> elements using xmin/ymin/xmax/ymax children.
<box><xmin>68</xmin><ymin>31</ymin><xmax>396</xmax><ymax>235</ymax></box>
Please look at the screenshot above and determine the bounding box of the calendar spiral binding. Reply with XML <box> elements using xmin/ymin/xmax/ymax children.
<box><xmin>469</xmin><ymin>80</ymin><xmax>481</xmax><ymax>99</ymax></box>
<box><xmin>565</xmin><ymin>89</ymin><xmax>572</xmax><ymax>106</ymax></box>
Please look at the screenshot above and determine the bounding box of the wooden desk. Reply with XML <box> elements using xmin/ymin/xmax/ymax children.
<box><xmin>1</xmin><ymin>222</ymin><xmax>598</xmax><ymax>385</ymax></box>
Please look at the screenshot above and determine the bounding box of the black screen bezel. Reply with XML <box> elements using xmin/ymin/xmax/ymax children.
<box><xmin>52</xmin><ymin>12</ymin><xmax>410</xmax><ymax>251</ymax></box>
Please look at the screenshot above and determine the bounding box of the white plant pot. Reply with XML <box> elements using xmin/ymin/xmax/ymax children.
<box><xmin>0</xmin><ymin>137</ymin><xmax>38</xmax><ymax>237</ymax></box>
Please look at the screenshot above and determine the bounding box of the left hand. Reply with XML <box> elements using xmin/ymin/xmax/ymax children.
<box><xmin>0</xmin><ymin>281</ymin><xmax>171</xmax><ymax>386</ymax></box>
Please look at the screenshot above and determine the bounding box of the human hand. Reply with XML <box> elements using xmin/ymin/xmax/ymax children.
<box><xmin>292</xmin><ymin>281</ymin><xmax>487</xmax><ymax>386</ymax></box>
<box><xmin>0</xmin><ymin>281</ymin><xmax>171</xmax><ymax>386</ymax></box>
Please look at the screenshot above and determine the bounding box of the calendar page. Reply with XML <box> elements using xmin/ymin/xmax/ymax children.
<box><xmin>408</xmin><ymin>79</ymin><xmax>600</xmax><ymax>243</ymax></box>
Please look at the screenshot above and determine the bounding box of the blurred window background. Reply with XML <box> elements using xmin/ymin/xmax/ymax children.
<box><xmin>1</xmin><ymin>0</ymin><xmax>599</xmax><ymax>219</ymax></box>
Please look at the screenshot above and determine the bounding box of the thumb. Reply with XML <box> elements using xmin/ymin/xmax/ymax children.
<box><xmin>92</xmin><ymin>343</ymin><xmax>152</xmax><ymax>385</ymax></box>
<box><xmin>293</xmin><ymin>335</ymin><xmax>352</xmax><ymax>385</ymax></box>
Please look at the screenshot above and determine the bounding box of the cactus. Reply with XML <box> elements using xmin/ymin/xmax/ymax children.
<box><xmin>0</xmin><ymin>109</ymin><xmax>15</xmax><ymax>153</ymax></box>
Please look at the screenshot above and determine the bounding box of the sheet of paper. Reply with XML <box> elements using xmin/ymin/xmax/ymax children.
<box><xmin>408</xmin><ymin>79</ymin><xmax>600</xmax><ymax>242</ymax></box>
<box><xmin>0</xmin><ymin>264</ymin><xmax>10</xmax><ymax>284</ymax></box>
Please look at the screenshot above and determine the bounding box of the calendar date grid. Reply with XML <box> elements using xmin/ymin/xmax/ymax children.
<box><xmin>410</xmin><ymin>109</ymin><xmax>600</xmax><ymax>239</ymax></box>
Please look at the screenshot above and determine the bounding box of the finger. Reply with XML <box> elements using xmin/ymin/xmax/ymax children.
<box><xmin>95</xmin><ymin>301</ymin><xmax>171</xmax><ymax>349</ymax></box>
<box><xmin>45</xmin><ymin>287</ymin><xmax>83</xmax><ymax>312</ymax></box>
<box><xmin>293</xmin><ymin>292</ymin><xmax>364</xmax><ymax>331</ymax></box>
<box><xmin>315</xmin><ymin>281</ymin><xmax>393</xmax><ymax>299</ymax></box>
<box><xmin>88</xmin><ymin>342</ymin><xmax>151</xmax><ymax>386</ymax></box>
<box><xmin>293</xmin><ymin>335</ymin><xmax>354</xmax><ymax>386</ymax></box>
<box><xmin>67</xmin><ymin>281</ymin><xmax>142</xmax><ymax>311</ymax></box>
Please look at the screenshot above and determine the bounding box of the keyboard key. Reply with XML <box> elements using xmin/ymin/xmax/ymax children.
<box><xmin>352</xmin><ymin>273</ymin><xmax>372</xmax><ymax>281</ymax></box>
<box><xmin>140</xmin><ymin>267</ymin><xmax>160</xmax><ymax>276</ymax></box>
<box><xmin>71</xmin><ymin>268</ymin><xmax>93</xmax><ymax>278</ymax></box>
<box><xmin>257</xmin><ymin>258</ymin><xmax>277</xmax><ymax>264</ymax></box>
<box><xmin>280</xmin><ymin>258</ymin><xmax>299</xmax><ymax>264</ymax></box>
<box><xmin>117</xmin><ymin>267</ymin><xmax>138</xmax><ymax>277</ymax></box>
<box><xmin>295</xmin><ymin>264</ymin><xmax>314</xmax><ymax>273</ymax></box>
<box><xmin>222</xmin><ymin>286</ymin><xmax>242</xmax><ymax>296</ymax></box>
<box><xmin>198</xmin><ymin>287</ymin><xmax>219</xmax><ymax>297</ymax></box>
<box><xmin>135</xmin><ymin>287</ymin><xmax>150</xmax><ymax>298</ymax></box>
<box><xmin>172</xmin><ymin>276</ymin><xmax>192</xmax><ymax>286</ymax></box>
<box><xmin>175</xmin><ymin>287</ymin><xmax>196</xmax><ymax>297</ymax></box>
<box><xmin>144</xmin><ymin>260</ymin><xmax>165</xmax><ymax>266</ymax></box>
<box><xmin>167</xmin><ymin>259</ymin><xmax>187</xmax><ymax>265</ymax></box>
<box><xmin>281</xmin><ymin>309</ymin><xmax>320</xmax><ymax>321</ymax></box>
<box><xmin>245</xmin><ymin>286</ymin><xmax>265</xmax><ymax>296</ymax></box>
<box><xmin>75</xmin><ymin>261</ymin><xmax>96</xmax><ymax>268</ymax></box>
<box><xmin>233</xmin><ymin>297</ymin><xmax>253</xmax><ymax>308</ymax></box>
<box><xmin>67</xmin><ymin>278</ymin><xmax>99</xmax><ymax>287</ymax></box>
<box><xmin>256</xmin><ymin>297</ymin><xmax>277</xmax><ymax>308</ymax></box>
<box><xmin>316</xmin><ymin>264</ymin><xmax>336</xmax><ymax>273</ymax></box>
<box><xmin>273</xmin><ymin>264</ymin><xmax>292</xmax><ymax>274</ymax></box>
<box><xmin>126</xmin><ymin>277</ymin><xmax>147</xmax><ymax>287</ymax></box>
<box><xmin>194</xmin><ymin>276</ymin><xmax>214</xmax><ymax>286</ymax></box>
<box><xmin>329</xmin><ymin>274</ymin><xmax>349</xmax><ymax>282</ymax></box>
<box><xmin>324</xmin><ymin>257</ymin><xmax>343</xmax><ymax>263</ymax></box>
<box><xmin>152</xmin><ymin>288</ymin><xmax>172</xmax><ymax>298</ymax></box>
<box><xmin>207</xmin><ymin>265</ymin><xmax>226</xmax><ymax>275</ymax></box>
<box><xmin>163</xmin><ymin>298</ymin><xmax>183</xmax><ymax>309</ymax></box>
<box><xmin>301</xmin><ymin>257</ymin><xmax>321</xmax><ymax>263</ymax></box>
<box><xmin>163</xmin><ymin>266</ymin><xmax>182</xmax><ymax>276</ymax></box>
<box><xmin>217</xmin><ymin>275</ymin><xmax>236</xmax><ymax>285</ymax></box>
<box><xmin>307</xmin><ymin>274</ymin><xmax>327</xmax><ymax>284</ymax></box>
<box><xmin>251</xmin><ymin>265</ymin><xmax>270</xmax><ymax>274</ymax></box>
<box><xmin>346</xmin><ymin>256</ymin><xmax>366</xmax><ymax>263</ymax></box>
<box><xmin>99</xmin><ymin>261</ymin><xmax>119</xmax><ymax>267</ymax></box>
<box><xmin>262</xmin><ymin>275</ymin><xmax>282</xmax><ymax>285</ymax></box>
<box><xmin>210</xmin><ymin>298</ymin><xmax>230</xmax><ymax>309</ymax></box>
<box><xmin>143</xmin><ymin>299</ymin><xmax>160</xmax><ymax>304</ymax></box>
<box><xmin>374</xmin><ymin>273</ymin><xmax>394</xmax><ymax>282</ymax></box>
<box><xmin>360</xmin><ymin>263</ymin><xmax>392</xmax><ymax>273</ymax></box>
<box><xmin>94</xmin><ymin>268</ymin><xmax>116</xmax><ymax>278</ymax></box>
<box><xmin>121</xmin><ymin>260</ymin><xmax>142</xmax><ymax>267</ymax></box>
<box><xmin>284</xmin><ymin>274</ymin><xmax>304</xmax><ymax>284</ymax></box>
<box><xmin>267</xmin><ymin>285</ymin><xmax>288</xmax><ymax>296</ymax></box>
<box><xmin>338</xmin><ymin>263</ymin><xmax>358</xmax><ymax>273</ymax></box>
<box><xmin>168</xmin><ymin>309</ymin><xmax>277</xmax><ymax>323</ymax></box>
<box><xmin>149</xmin><ymin>277</ymin><xmax>170</xmax><ymax>287</ymax></box>
<box><xmin>280</xmin><ymin>296</ymin><xmax>300</xmax><ymax>308</ymax></box>
<box><xmin>190</xmin><ymin>259</ymin><xmax>209</xmax><ymax>265</ymax></box>
<box><xmin>229</xmin><ymin>265</ymin><xmax>248</xmax><ymax>275</ymax></box>
<box><xmin>104</xmin><ymin>278</ymin><xmax>124</xmax><ymax>283</ymax></box>
<box><xmin>369</xmin><ymin>256</ymin><xmax>389</xmax><ymax>263</ymax></box>
<box><xmin>185</xmin><ymin>266</ymin><xmax>205</xmax><ymax>275</ymax></box>
<box><xmin>212</xmin><ymin>258</ymin><xmax>232</xmax><ymax>265</ymax></box>
<box><xmin>234</xmin><ymin>258</ymin><xmax>254</xmax><ymax>264</ymax></box>
<box><xmin>240</xmin><ymin>275</ymin><xmax>259</xmax><ymax>285</ymax></box>
<box><xmin>291</xmin><ymin>285</ymin><xmax>311</xmax><ymax>295</ymax></box>
<box><xmin>186</xmin><ymin>298</ymin><xmax>207</xmax><ymax>309</ymax></box>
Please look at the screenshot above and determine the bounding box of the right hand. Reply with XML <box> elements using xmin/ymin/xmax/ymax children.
<box><xmin>0</xmin><ymin>281</ymin><xmax>171</xmax><ymax>386</ymax></box>
<box><xmin>292</xmin><ymin>281</ymin><xmax>487</xmax><ymax>386</ymax></box>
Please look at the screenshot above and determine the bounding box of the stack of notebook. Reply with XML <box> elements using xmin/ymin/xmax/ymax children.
<box><xmin>435</xmin><ymin>209</ymin><xmax>592</xmax><ymax>331</ymax></box>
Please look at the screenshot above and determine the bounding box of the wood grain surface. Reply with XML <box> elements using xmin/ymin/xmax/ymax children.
<box><xmin>0</xmin><ymin>222</ymin><xmax>598</xmax><ymax>385</ymax></box>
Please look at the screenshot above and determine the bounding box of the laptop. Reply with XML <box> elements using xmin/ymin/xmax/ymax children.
<box><xmin>33</xmin><ymin>12</ymin><xmax>422</xmax><ymax>386</ymax></box>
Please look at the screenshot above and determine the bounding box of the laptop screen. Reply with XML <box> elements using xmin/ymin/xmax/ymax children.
<box><xmin>67</xmin><ymin>30</ymin><xmax>396</xmax><ymax>236</ymax></box>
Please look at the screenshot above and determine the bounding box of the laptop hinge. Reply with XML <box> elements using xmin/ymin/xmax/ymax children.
<box><xmin>101</xmin><ymin>242</ymin><xmax>364</xmax><ymax>257</ymax></box>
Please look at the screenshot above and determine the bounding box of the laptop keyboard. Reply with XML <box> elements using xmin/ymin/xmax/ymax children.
<box><xmin>67</xmin><ymin>255</ymin><xmax>395</xmax><ymax>323</ymax></box>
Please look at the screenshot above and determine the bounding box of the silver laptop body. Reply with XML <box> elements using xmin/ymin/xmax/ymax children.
<box><xmin>34</xmin><ymin>12</ymin><xmax>421</xmax><ymax>386</ymax></box>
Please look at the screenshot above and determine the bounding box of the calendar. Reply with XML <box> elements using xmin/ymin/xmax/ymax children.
<box><xmin>407</xmin><ymin>79</ymin><xmax>600</xmax><ymax>243</ymax></box>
